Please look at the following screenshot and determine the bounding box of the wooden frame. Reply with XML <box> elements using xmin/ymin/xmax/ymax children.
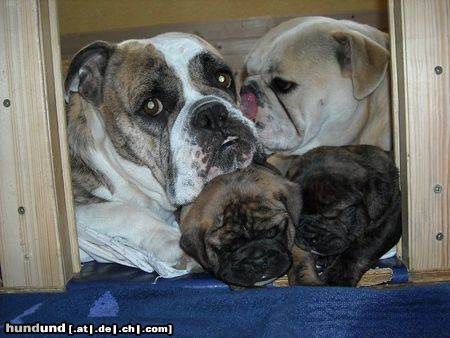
<box><xmin>0</xmin><ymin>0</ymin><xmax>449</xmax><ymax>291</ymax></box>
<box><xmin>389</xmin><ymin>0</ymin><xmax>450</xmax><ymax>281</ymax></box>
<box><xmin>0</xmin><ymin>0</ymin><xmax>78</xmax><ymax>291</ymax></box>
<box><xmin>58</xmin><ymin>9</ymin><xmax>388</xmax><ymax>86</ymax></box>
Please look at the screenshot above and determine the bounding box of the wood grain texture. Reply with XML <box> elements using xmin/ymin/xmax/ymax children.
<box><xmin>59</xmin><ymin>9</ymin><xmax>388</xmax><ymax>89</ymax></box>
<box><xmin>39</xmin><ymin>0</ymin><xmax>80</xmax><ymax>276</ymax></box>
<box><xmin>388</xmin><ymin>1</ymin><xmax>404</xmax><ymax>260</ymax></box>
<box><xmin>409</xmin><ymin>270</ymin><xmax>450</xmax><ymax>283</ymax></box>
<box><xmin>390</xmin><ymin>0</ymin><xmax>450</xmax><ymax>271</ymax></box>
<box><xmin>274</xmin><ymin>268</ymin><xmax>394</xmax><ymax>287</ymax></box>
<box><xmin>0</xmin><ymin>0</ymin><xmax>77</xmax><ymax>289</ymax></box>
<box><xmin>57</xmin><ymin>0</ymin><xmax>387</xmax><ymax>35</ymax></box>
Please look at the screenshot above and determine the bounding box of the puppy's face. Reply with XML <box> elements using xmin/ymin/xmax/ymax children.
<box><xmin>287</xmin><ymin>145</ymin><xmax>397</xmax><ymax>257</ymax></box>
<box><xmin>65</xmin><ymin>33</ymin><xmax>258</xmax><ymax>206</ymax></box>
<box><xmin>180</xmin><ymin>166</ymin><xmax>301</xmax><ymax>287</ymax></box>
<box><xmin>295</xmin><ymin>183</ymin><xmax>369</xmax><ymax>256</ymax></box>
<box><xmin>240</xmin><ymin>17</ymin><xmax>389</xmax><ymax>155</ymax></box>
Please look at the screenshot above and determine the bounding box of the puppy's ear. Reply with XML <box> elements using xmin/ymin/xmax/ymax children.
<box><xmin>364</xmin><ymin>174</ymin><xmax>393</xmax><ymax>221</ymax></box>
<box><xmin>277</xmin><ymin>181</ymin><xmax>303</xmax><ymax>225</ymax></box>
<box><xmin>64</xmin><ymin>41</ymin><xmax>114</xmax><ymax>105</ymax></box>
<box><xmin>333</xmin><ymin>31</ymin><xmax>389</xmax><ymax>100</ymax></box>
<box><xmin>179</xmin><ymin>205</ymin><xmax>211</xmax><ymax>269</ymax></box>
<box><xmin>179</xmin><ymin>225</ymin><xmax>209</xmax><ymax>270</ymax></box>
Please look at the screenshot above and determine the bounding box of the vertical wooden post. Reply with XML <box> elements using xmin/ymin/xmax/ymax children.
<box><xmin>389</xmin><ymin>0</ymin><xmax>450</xmax><ymax>279</ymax></box>
<box><xmin>0</xmin><ymin>0</ymin><xmax>79</xmax><ymax>290</ymax></box>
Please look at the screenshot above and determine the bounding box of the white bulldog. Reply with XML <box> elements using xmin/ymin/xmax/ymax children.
<box><xmin>64</xmin><ymin>33</ymin><xmax>260</xmax><ymax>277</ymax></box>
<box><xmin>240</xmin><ymin>16</ymin><xmax>396</xmax><ymax>258</ymax></box>
<box><xmin>240</xmin><ymin>16</ymin><xmax>391</xmax><ymax>169</ymax></box>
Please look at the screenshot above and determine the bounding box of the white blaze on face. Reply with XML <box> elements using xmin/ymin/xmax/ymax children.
<box><xmin>136</xmin><ymin>34</ymin><xmax>255</xmax><ymax>205</ymax></box>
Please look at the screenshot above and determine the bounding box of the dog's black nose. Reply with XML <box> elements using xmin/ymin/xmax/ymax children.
<box><xmin>245</xmin><ymin>246</ymin><xmax>267</xmax><ymax>265</ymax></box>
<box><xmin>193</xmin><ymin>102</ymin><xmax>229</xmax><ymax>130</ymax></box>
<box><xmin>218</xmin><ymin>239</ymin><xmax>292</xmax><ymax>287</ymax></box>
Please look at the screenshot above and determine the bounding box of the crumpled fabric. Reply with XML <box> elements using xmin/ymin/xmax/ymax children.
<box><xmin>77</xmin><ymin>224</ymin><xmax>191</xmax><ymax>279</ymax></box>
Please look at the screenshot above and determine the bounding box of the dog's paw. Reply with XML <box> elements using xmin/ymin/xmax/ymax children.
<box><xmin>321</xmin><ymin>267</ymin><xmax>361</xmax><ymax>287</ymax></box>
<box><xmin>288</xmin><ymin>273</ymin><xmax>325</xmax><ymax>286</ymax></box>
<box><xmin>287</xmin><ymin>265</ymin><xmax>324</xmax><ymax>286</ymax></box>
<box><xmin>172</xmin><ymin>251</ymin><xmax>203</xmax><ymax>272</ymax></box>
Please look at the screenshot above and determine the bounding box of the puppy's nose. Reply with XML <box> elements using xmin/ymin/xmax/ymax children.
<box><xmin>193</xmin><ymin>102</ymin><xmax>228</xmax><ymax>130</ymax></box>
<box><xmin>244</xmin><ymin>247</ymin><xmax>268</xmax><ymax>267</ymax></box>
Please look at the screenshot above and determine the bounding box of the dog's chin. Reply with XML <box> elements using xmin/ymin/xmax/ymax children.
<box><xmin>218</xmin><ymin>259</ymin><xmax>290</xmax><ymax>288</ymax></box>
<box><xmin>255</xmin><ymin>120</ymin><xmax>303</xmax><ymax>155</ymax></box>
<box><xmin>199</xmin><ymin>140</ymin><xmax>256</xmax><ymax>189</ymax></box>
<box><xmin>216</xmin><ymin>240</ymin><xmax>292</xmax><ymax>287</ymax></box>
<box><xmin>169</xmin><ymin>140</ymin><xmax>256</xmax><ymax>205</ymax></box>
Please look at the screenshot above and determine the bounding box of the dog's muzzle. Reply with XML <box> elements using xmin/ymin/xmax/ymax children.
<box><xmin>296</xmin><ymin>216</ymin><xmax>351</xmax><ymax>256</ymax></box>
<box><xmin>218</xmin><ymin>239</ymin><xmax>292</xmax><ymax>287</ymax></box>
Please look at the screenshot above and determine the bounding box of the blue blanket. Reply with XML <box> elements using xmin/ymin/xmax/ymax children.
<box><xmin>1</xmin><ymin>278</ymin><xmax>449</xmax><ymax>338</ymax></box>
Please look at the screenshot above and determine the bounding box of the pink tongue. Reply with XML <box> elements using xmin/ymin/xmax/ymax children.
<box><xmin>240</xmin><ymin>92</ymin><xmax>258</xmax><ymax>120</ymax></box>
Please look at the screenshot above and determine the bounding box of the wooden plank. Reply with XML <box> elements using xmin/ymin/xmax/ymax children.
<box><xmin>390</xmin><ymin>0</ymin><xmax>450</xmax><ymax>271</ymax></box>
<box><xmin>409</xmin><ymin>270</ymin><xmax>450</xmax><ymax>283</ymax></box>
<box><xmin>388</xmin><ymin>0</ymin><xmax>404</xmax><ymax>261</ymax></box>
<box><xmin>274</xmin><ymin>267</ymin><xmax>394</xmax><ymax>287</ymax></box>
<box><xmin>59</xmin><ymin>10</ymin><xmax>387</xmax><ymax>60</ymax></box>
<box><xmin>0</xmin><ymin>0</ymin><xmax>77</xmax><ymax>289</ymax></box>
<box><xmin>39</xmin><ymin>0</ymin><xmax>80</xmax><ymax>275</ymax></box>
<box><xmin>57</xmin><ymin>0</ymin><xmax>387</xmax><ymax>36</ymax></box>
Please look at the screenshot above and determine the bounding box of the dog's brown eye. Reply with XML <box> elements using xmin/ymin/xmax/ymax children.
<box><xmin>216</xmin><ymin>72</ymin><xmax>232</xmax><ymax>88</ymax></box>
<box><xmin>143</xmin><ymin>98</ymin><xmax>163</xmax><ymax>116</ymax></box>
<box><xmin>271</xmin><ymin>77</ymin><xmax>296</xmax><ymax>93</ymax></box>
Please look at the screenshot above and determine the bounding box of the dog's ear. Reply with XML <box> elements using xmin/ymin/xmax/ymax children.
<box><xmin>179</xmin><ymin>226</ymin><xmax>208</xmax><ymax>270</ymax></box>
<box><xmin>277</xmin><ymin>181</ymin><xmax>302</xmax><ymax>226</ymax></box>
<box><xmin>333</xmin><ymin>31</ymin><xmax>389</xmax><ymax>100</ymax></box>
<box><xmin>363</xmin><ymin>174</ymin><xmax>393</xmax><ymax>221</ymax></box>
<box><xmin>64</xmin><ymin>41</ymin><xmax>114</xmax><ymax>105</ymax></box>
<box><xmin>179</xmin><ymin>204</ymin><xmax>210</xmax><ymax>270</ymax></box>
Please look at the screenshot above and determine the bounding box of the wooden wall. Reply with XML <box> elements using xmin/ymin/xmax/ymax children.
<box><xmin>59</xmin><ymin>11</ymin><xmax>388</xmax><ymax>87</ymax></box>
<box><xmin>0</xmin><ymin>0</ymin><xmax>77</xmax><ymax>290</ymax></box>
<box><xmin>57</xmin><ymin>0</ymin><xmax>387</xmax><ymax>35</ymax></box>
<box><xmin>389</xmin><ymin>0</ymin><xmax>450</xmax><ymax>281</ymax></box>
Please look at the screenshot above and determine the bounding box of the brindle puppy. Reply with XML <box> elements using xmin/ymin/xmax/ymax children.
<box><xmin>180</xmin><ymin>165</ymin><xmax>305</xmax><ymax>288</ymax></box>
<box><xmin>287</xmin><ymin>145</ymin><xmax>402</xmax><ymax>286</ymax></box>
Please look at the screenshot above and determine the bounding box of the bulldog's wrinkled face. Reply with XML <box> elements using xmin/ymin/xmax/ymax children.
<box><xmin>65</xmin><ymin>33</ymin><xmax>258</xmax><ymax>206</ymax></box>
<box><xmin>180</xmin><ymin>165</ymin><xmax>301</xmax><ymax>287</ymax></box>
<box><xmin>286</xmin><ymin>145</ymin><xmax>394</xmax><ymax>257</ymax></box>
<box><xmin>294</xmin><ymin>172</ymin><xmax>368</xmax><ymax>256</ymax></box>
<box><xmin>240</xmin><ymin>17</ymin><xmax>389</xmax><ymax>156</ymax></box>
<box><xmin>296</xmin><ymin>202</ymin><xmax>368</xmax><ymax>257</ymax></box>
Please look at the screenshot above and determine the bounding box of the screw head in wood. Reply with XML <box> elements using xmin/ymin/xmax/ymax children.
<box><xmin>3</xmin><ymin>99</ymin><xmax>11</xmax><ymax>107</ymax></box>
<box><xmin>18</xmin><ymin>206</ymin><xmax>25</xmax><ymax>214</ymax></box>
<box><xmin>436</xmin><ymin>233</ymin><xmax>444</xmax><ymax>241</ymax></box>
<box><xmin>434</xmin><ymin>66</ymin><xmax>443</xmax><ymax>75</ymax></box>
<box><xmin>433</xmin><ymin>184</ymin><xmax>442</xmax><ymax>193</ymax></box>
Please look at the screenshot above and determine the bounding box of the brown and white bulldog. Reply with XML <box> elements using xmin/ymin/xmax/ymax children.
<box><xmin>240</xmin><ymin>16</ymin><xmax>391</xmax><ymax>168</ymax></box>
<box><xmin>64</xmin><ymin>33</ymin><xmax>260</xmax><ymax>277</ymax></box>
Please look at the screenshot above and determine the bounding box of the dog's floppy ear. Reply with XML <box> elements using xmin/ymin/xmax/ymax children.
<box><xmin>333</xmin><ymin>30</ymin><xmax>389</xmax><ymax>100</ymax></box>
<box><xmin>364</xmin><ymin>174</ymin><xmax>394</xmax><ymax>221</ymax></box>
<box><xmin>277</xmin><ymin>181</ymin><xmax>302</xmax><ymax>226</ymax></box>
<box><xmin>179</xmin><ymin>204</ymin><xmax>210</xmax><ymax>270</ymax></box>
<box><xmin>64</xmin><ymin>41</ymin><xmax>114</xmax><ymax>105</ymax></box>
<box><xmin>179</xmin><ymin>226</ymin><xmax>209</xmax><ymax>270</ymax></box>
